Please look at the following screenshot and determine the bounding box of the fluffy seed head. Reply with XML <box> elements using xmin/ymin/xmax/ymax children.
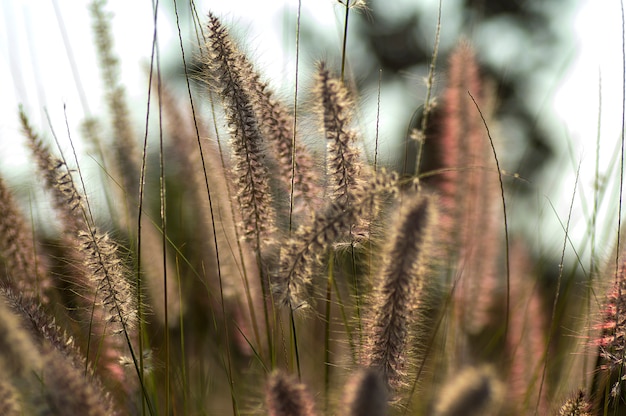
<box><xmin>40</xmin><ymin>350</ymin><xmax>113</xmax><ymax>416</ymax></box>
<box><xmin>433</xmin><ymin>366</ymin><xmax>503</xmax><ymax>416</ymax></box>
<box><xmin>558</xmin><ymin>390</ymin><xmax>591</xmax><ymax>416</ymax></box>
<box><xmin>365</xmin><ymin>193</ymin><xmax>437</xmax><ymax>388</ymax></box>
<box><xmin>266</xmin><ymin>370</ymin><xmax>317</xmax><ymax>416</ymax></box>
<box><xmin>0</xmin><ymin>176</ymin><xmax>51</xmax><ymax>303</ymax></box>
<box><xmin>0</xmin><ymin>379</ymin><xmax>22</xmax><ymax>416</ymax></box>
<box><xmin>205</xmin><ymin>13</ymin><xmax>275</xmax><ymax>248</ymax></box>
<box><xmin>90</xmin><ymin>0</ymin><xmax>139</xmax><ymax>199</ymax></box>
<box><xmin>594</xmin><ymin>258</ymin><xmax>626</xmax><ymax>373</ymax></box>
<box><xmin>343</xmin><ymin>368</ymin><xmax>388</xmax><ymax>416</ymax></box>
<box><xmin>276</xmin><ymin>171</ymin><xmax>397</xmax><ymax>309</ymax></box>
<box><xmin>315</xmin><ymin>62</ymin><xmax>362</xmax><ymax>205</ymax></box>
<box><xmin>239</xmin><ymin>56</ymin><xmax>321</xmax><ymax>212</ymax></box>
<box><xmin>20</xmin><ymin>109</ymin><xmax>86</xmax><ymax>232</ymax></box>
<box><xmin>78</xmin><ymin>228</ymin><xmax>137</xmax><ymax>333</ymax></box>
<box><xmin>0</xmin><ymin>295</ymin><xmax>42</xmax><ymax>377</ymax></box>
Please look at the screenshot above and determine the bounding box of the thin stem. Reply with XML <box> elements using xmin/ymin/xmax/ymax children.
<box><xmin>289</xmin><ymin>0</ymin><xmax>302</xmax><ymax>234</ymax></box>
<box><xmin>206</xmin><ymin>92</ymin><xmax>239</xmax><ymax>416</ymax></box>
<box><xmin>412</xmin><ymin>0</ymin><xmax>442</xmax><ymax>182</ymax></box>
<box><xmin>175</xmin><ymin>256</ymin><xmax>189</xmax><ymax>414</ymax></box>
<box><xmin>374</xmin><ymin>68</ymin><xmax>382</xmax><ymax>172</ymax></box>
<box><xmin>613</xmin><ymin>2</ymin><xmax>626</xmax><ymax>409</ymax></box>
<box><xmin>536</xmin><ymin>160</ymin><xmax>581</xmax><ymax>415</ymax></box>
<box><xmin>587</xmin><ymin>70</ymin><xmax>602</xmax><ymax>389</ymax></box>
<box><xmin>209</xmin><ymin>89</ymin><xmax>271</xmax><ymax>365</ymax></box>
<box><xmin>171</xmin><ymin>1</ymin><xmax>191</xmax><ymax>409</ymax></box>
<box><xmin>324</xmin><ymin>252</ymin><xmax>334</xmax><ymax>413</ymax></box>
<box><xmin>154</xmin><ymin>25</ymin><xmax>170</xmax><ymax>416</ymax></box>
<box><xmin>468</xmin><ymin>92</ymin><xmax>511</xmax><ymax>347</ymax></box>
<box><xmin>618</xmin><ymin>0</ymin><xmax>626</xmax><ymax>286</ymax></box>
<box><xmin>330</xmin><ymin>257</ymin><xmax>356</xmax><ymax>362</ymax></box>
<box><xmin>290</xmin><ymin>310</ymin><xmax>302</xmax><ymax>380</ymax></box>
<box><xmin>340</xmin><ymin>0</ymin><xmax>350</xmax><ymax>82</ymax></box>
<box><xmin>286</xmin><ymin>0</ymin><xmax>304</xmax><ymax>380</ymax></box>
<box><xmin>138</xmin><ymin>59</ymin><xmax>149</xmax><ymax>416</ymax></box>
<box><xmin>52</xmin><ymin>0</ymin><xmax>91</xmax><ymax>116</ymax></box>
<box><xmin>350</xmin><ymin>227</ymin><xmax>362</xmax><ymax>352</ymax></box>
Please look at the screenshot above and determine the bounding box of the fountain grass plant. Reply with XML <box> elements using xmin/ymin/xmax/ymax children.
<box><xmin>0</xmin><ymin>0</ymin><xmax>624</xmax><ymax>415</ymax></box>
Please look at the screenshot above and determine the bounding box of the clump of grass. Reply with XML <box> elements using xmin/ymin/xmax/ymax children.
<box><xmin>1</xmin><ymin>1</ymin><xmax>624</xmax><ymax>415</ymax></box>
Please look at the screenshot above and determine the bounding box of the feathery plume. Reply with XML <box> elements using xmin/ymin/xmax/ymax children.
<box><xmin>316</xmin><ymin>62</ymin><xmax>362</xmax><ymax>205</ymax></box>
<box><xmin>557</xmin><ymin>390</ymin><xmax>591</xmax><ymax>416</ymax></box>
<box><xmin>78</xmin><ymin>228</ymin><xmax>137</xmax><ymax>333</ymax></box>
<box><xmin>432</xmin><ymin>366</ymin><xmax>503</xmax><ymax>416</ymax></box>
<box><xmin>0</xmin><ymin>294</ymin><xmax>116</xmax><ymax>415</ymax></box>
<box><xmin>39</xmin><ymin>349</ymin><xmax>114</xmax><ymax>416</ymax></box>
<box><xmin>240</xmin><ymin>58</ymin><xmax>321</xmax><ymax>213</ymax></box>
<box><xmin>591</xmin><ymin>254</ymin><xmax>626</xmax><ymax>405</ymax></box>
<box><xmin>266</xmin><ymin>370</ymin><xmax>317</xmax><ymax>416</ymax></box>
<box><xmin>20</xmin><ymin>108</ymin><xmax>86</xmax><ymax>232</ymax></box>
<box><xmin>437</xmin><ymin>40</ymin><xmax>484</xmax><ymax>242</ymax></box>
<box><xmin>506</xmin><ymin>241</ymin><xmax>547</xmax><ymax>414</ymax></box>
<box><xmin>92</xmin><ymin>2</ymin><xmax>182</xmax><ymax>329</ymax></box>
<box><xmin>595</xmin><ymin>262</ymin><xmax>626</xmax><ymax>362</ymax></box>
<box><xmin>433</xmin><ymin>40</ymin><xmax>501</xmax><ymax>335</ymax></box>
<box><xmin>1</xmin><ymin>288</ymin><xmax>80</xmax><ymax>366</ymax></box>
<box><xmin>0</xmin><ymin>288</ymin><xmax>118</xmax><ymax>411</ymax></box>
<box><xmin>343</xmin><ymin>368</ymin><xmax>388</xmax><ymax>416</ymax></box>
<box><xmin>0</xmin><ymin>379</ymin><xmax>22</xmax><ymax>416</ymax></box>
<box><xmin>365</xmin><ymin>193</ymin><xmax>437</xmax><ymax>388</ymax></box>
<box><xmin>90</xmin><ymin>0</ymin><xmax>140</xmax><ymax>199</ymax></box>
<box><xmin>157</xmin><ymin>79</ymin><xmax>260</xmax><ymax>338</ymax></box>
<box><xmin>0</xmin><ymin>175</ymin><xmax>51</xmax><ymax>303</ymax></box>
<box><xmin>0</xmin><ymin>295</ymin><xmax>42</xmax><ymax>378</ymax></box>
<box><xmin>276</xmin><ymin>171</ymin><xmax>396</xmax><ymax>309</ymax></box>
<box><xmin>0</xmin><ymin>296</ymin><xmax>49</xmax><ymax>415</ymax></box>
<box><xmin>73</xmin><ymin>226</ymin><xmax>140</xmax><ymax>390</ymax></box>
<box><xmin>21</xmin><ymin>108</ymin><xmax>138</xmax><ymax>329</ymax></box>
<box><xmin>21</xmin><ymin>108</ymin><xmax>139</xmax><ymax>386</ymax></box>
<box><xmin>205</xmin><ymin>12</ymin><xmax>275</xmax><ymax>249</ymax></box>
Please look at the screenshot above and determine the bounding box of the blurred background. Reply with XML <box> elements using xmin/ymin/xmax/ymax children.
<box><xmin>0</xmin><ymin>0</ymin><xmax>623</xmax><ymax>273</ymax></box>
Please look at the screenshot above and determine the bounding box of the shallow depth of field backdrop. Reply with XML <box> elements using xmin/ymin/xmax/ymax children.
<box><xmin>1</xmin><ymin>0</ymin><xmax>626</xmax><ymax>415</ymax></box>
<box><xmin>1</xmin><ymin>0</ymin><xmax>624</xmax><ymax>262</ymax></box>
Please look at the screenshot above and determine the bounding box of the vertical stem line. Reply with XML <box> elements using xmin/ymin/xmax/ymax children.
<box><xmin>412</xmin><ymin>0</ymin><xmax>442</xmax><ymax>182</ymax></box>
<box><xmin>154</xmin><ymin>28</ymin><xmax>170</xmax><ymax>416</ymax></box>
<box><xmin>289</xmin><ymin>0</ymin><xmax>302</xmax><ymax>234</ymax></box>
<box><xmin>613</xmin><ymin>2</ymin><xmax>626</xmax><ymax>407</ymax></box>
<box><xmin>290</xmin><ymin>310</ymin><xmax>302</xmax><ymax>380</ymax></box>
<box><xmin>324</xmin><ymin>253</ymin><xmax>334</xmax><ymax>413</ymax></box>
<box><xmin>287</xmin><ymin>0</ymin><xmax>304</xmax><ymax>382</ymax></box>
<box><xmin>587</xmin><ymin>71</ymin><xmax>602</xmax><ymax>389</ymax></box>
<box><xmin>340</xmin><ymin>0</ymin><xmax>350</xmax><ymax>82</ymax></box>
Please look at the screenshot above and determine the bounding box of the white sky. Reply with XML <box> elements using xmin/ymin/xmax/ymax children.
<box><xmin>0</xmin><ymin>0</ymin><xmax>341</xmax><ymax>174</ymax></box>
<box><xmin>549</xmin><ymin>0</ymin><xmax>624</xmax><ymax>263</ymax></box>
<box><xmin>0</xmin><ymin>0</ymin><xmax>624</xmax><ymax>264</ymax></box>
